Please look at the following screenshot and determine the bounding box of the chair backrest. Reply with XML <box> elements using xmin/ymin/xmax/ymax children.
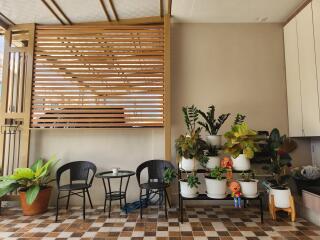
<box><xmin>136</xmin><ymin>159</ymin><xmax>174</xmax><ymax>185</ymax></box>
<box><xmin>56</xmin><ymin>161</ymin><xmax>97</xmax><ymax>187</ymax></box>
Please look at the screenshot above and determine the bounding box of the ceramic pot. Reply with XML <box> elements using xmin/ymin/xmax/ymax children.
<box><xmin>180</xmin><ymin>180</ymin><xmax>198</xmax><ymax>198</ymax></box>
<box><xmin>205</xmin><ymin>177</ymin><xmax>227</xmax><ymax>199</ymax></box>
<box><xmin>206</xmin><ymin>156</ymin><xmax>221</xmax><ymax>169</ymax></box>
<box><xmin>270</xmin><ymin>187</ymin><xmax>291</xmax><ymax>208</ymax></box>
<box><xmin>239</xmin><ymin>179</ymin><xmax>258</xmax><ymax>198</ymax></box>
<box><xmin>179</xmin><ymin>157</ymin><xmax>200</xmax><ymax>171</ymax></box>
<box><xmin>232</xmin><ymin>154</ymin><xmax>250</xmax><ymax>171</ymax></box>
<box><xmin>206</xmin><ymin>135</ymin><xmax>221</xmax><ymax>146</ymax></box>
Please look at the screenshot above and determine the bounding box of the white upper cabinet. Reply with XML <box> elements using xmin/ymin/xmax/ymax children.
<box><xmin>284</xmin><ymin>1</ymin><xmax>320</xmax><ymax>137</ymax></box>
<box><xmin>284</xmin><ymin>18</ymin><xmax>303</xmax><ymax>137</ymax></box>
<box><xmin>296</xmin><ymin>3</ymin><xmax>320</xmax><ymax>136</ymax></box>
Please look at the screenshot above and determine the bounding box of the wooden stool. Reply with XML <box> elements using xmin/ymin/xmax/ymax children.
<box><xmin>269</xmin><ymin>194</ymin><xmax>296</xmax><ymax>222</ymax></box>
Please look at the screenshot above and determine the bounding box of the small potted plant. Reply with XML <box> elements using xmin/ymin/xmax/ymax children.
<box><xmin>239</xmin><ymin>171</ymin><xmax>259</xmax><ymax>198</ymax></box>
<box><xmin>176</xmin><ymin>105</ymin><xmax>207</xmax><ymax>171</ymax></box>
<box><xmin>0</xmin><ymin>155</ymin><xmax>58</xmax><ymax>216</ymax></box>
<box><xmin>180</xmin><ymin>173</ymin><xmax>201</xmax><ymax>198</ymax></box>
<box><xmin>204</xmin><ymin>145</ymin><xmax>221</xmax><ymax>169</ymax></box>
<box><xmin>198</xmin><ymin>105</ymin><xmax>230</xmax><ymax>146</ymax></box>
<box><xmin>223</xmin><ymin>114</ymin><xmax>260</xmax><ymax>171</ymax></box>
<box><xmin>205</xmin><ymin>166</ymin><xmax>227</xmax><ymax>198</ymax></box>
<box><xmin>262</xmin><ymin>128</ymin><xmax>297</xmax><ymax>209</ymax></box>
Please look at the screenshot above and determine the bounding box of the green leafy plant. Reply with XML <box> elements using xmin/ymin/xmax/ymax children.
<box><xmin>234</xmin><ymin>113</ymin><xmax>246</xmax><ymax>125</ymax></box>
<box><xmin>164</xmin><ymin>168</ymin><xmax>176</xmax><ymax>184</ymax></box>
<box><xmin>206</xmin><ymin>144</ymin><xmax>219</xmax><ymax>157</ymax></box>
<box><xmin>198</xmin><ymin>105</ymin><xmax>230</xmax><ymax>135</ymax></box>
<box><xmin>240</xmin><ymin>171</ymin><xmax>256</xmax><ymax>182</ymax></box>
<box><xmin>208</xmin><ymin>166</ymin><xmax>226</xmax><ymax>180</ymax></box>
<box><xmin>0</xmin><ymin>155</ymin><xmax>58</xmax><ymax>205</ymax></box>
<box><xmin>223</xmin><ymin>120</ymin><xmax>260</xmax><ymax>159</ymax></box>
<box><xmin>186</xmin><ymin>174</ymin><xmax>201</xmax><ymax>188</ymax></box>
<box><xmin>182</xmin><ymin>105</ymin><xmax>200</xmax><ymax>135</ymax></box>
<box><xmin>262</xmin><ymin>128</ymin><xmax>297</xmax><ymax>187</ymax></box>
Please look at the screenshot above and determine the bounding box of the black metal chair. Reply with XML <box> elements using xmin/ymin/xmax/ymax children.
<box><xmin>136</xmin><ymin>159</ymin><xmax>175</xmax><ymax>218</ymax></box>
<box><xmin>55</xmin><ymin>161</ymin><xmax>97</xmax><ymax>221</ymax></box>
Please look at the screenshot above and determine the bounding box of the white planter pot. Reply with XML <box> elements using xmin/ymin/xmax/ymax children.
<box><xmin>205</xmin><ymin>177</ymin><xmax>227</xmax><ymax>199</ymax></box>
<box><xmin>239</xmin><ymin>179</ymin><xmax>258</xmax><ymax>198</ymax></box>
<box><xmin>270</xmin><ymin>188</ymin><xmax>291</xmax><ymax>208</ymax></box>
<box><xmin>180</xmin><ymin>180</ymin><xmax>198</xmax><ymax>198</ymax></box>
<box><xmin>206</xmin><ymin>156</ymin><xmax>221</xmax><ymax>169</ymax></box>
<box><xmin>179</xmin><ymin>157</ymin><xmax>200</xmax><ymax>171</ymax></box>
<box><xmin>232</xmin><ymin>154</ymin><xmax>250</xmax><ymax>171</ymax></box>
<box><xmin>206</xmin><ymin>135</ymin><xmax>221</xmax><ymax>146</ymax></box>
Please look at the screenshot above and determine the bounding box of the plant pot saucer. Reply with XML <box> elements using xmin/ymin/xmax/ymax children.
<box><xmin>206</xmin><ymin>192</ymin><xmax>226</xmax><ymax>199</ymax></box>
<box><xmin>242</xmin><ymin>193</ymin><xmax>259</xmax><ymax>198</ymax></box>
<box><xmin>181</xmin><ymin>192</ymin><xmax>199</xmax><ymax>198</ymax></box>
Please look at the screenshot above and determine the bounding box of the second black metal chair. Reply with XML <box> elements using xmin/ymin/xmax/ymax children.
<box><xmin>55</xmin><ymin>161</ymin><xmax>97</xmax><ymax>221</ymax></box>
<box><xmin>136</xmin><ymin>159</ymin><xmax>175</xmax><ymax>218</ymax></box>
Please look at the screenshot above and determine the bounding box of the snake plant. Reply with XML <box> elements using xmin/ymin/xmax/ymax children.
<box><xmin>0</xmin><ymin>155</ymin><xmax>58</xmax><ymax>205</ymax></box>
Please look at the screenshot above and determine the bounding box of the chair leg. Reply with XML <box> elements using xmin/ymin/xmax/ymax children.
<box><xmin>66</xmin><ymin>191</ymin><xmax>71</xmax><ymax>210</ymax></box>
<box><xmin>104</xmin><ymin>197</ymin><xmax>107</xmax><ymax>213</ymax></box>
<box><xmin>86</xmin><ymin>189</ymin><xmax>93</xmax><ymax>209</ymax></box>
<box><xmin>55</xmin><ymin>192</ymin><xmax>60</xmax><ymax>222</ymax></box>
<box><xmin>164</xmin><ymin>188</ymin><xmax>171</xmax><ymax>208</ymax></box>
<box><xmin>82</xmin><ymin>189</ymin><xmax>86</xmax><ymax>220</ymax></box>
<box><xmin>146</xmin><ymin>189</ymin><xmax>150</xmax><ymax>207</ymax></box>
<box><xmin>124</xmin><ymin>195</ymin><xmax>128</xmax><ymax>215</ymax></box>
<box><xmin>164</xmin><ymin>189</ymin><xmax>168</xmax><ymax>219</ymax></box>
<box><xmin>139</xmin><ymin>188</ymin><xmax>143</xmax><ymax>219</ymax></box>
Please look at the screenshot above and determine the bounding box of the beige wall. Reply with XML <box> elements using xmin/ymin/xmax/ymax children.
<box><xmin>171</xmin><ymin>23</ymin><xmax>311</xmax><ymax>167</ymax></box>
<box><xmin>28</xmin><ymin>23</ymin><xmax>312</xmax><ymax>206</ymax></box>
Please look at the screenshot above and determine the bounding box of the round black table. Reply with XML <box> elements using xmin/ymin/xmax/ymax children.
<box><xmin>95</xmin><ymin>170</ymin><xmax>135</xmax><ymax>217</ymax></box>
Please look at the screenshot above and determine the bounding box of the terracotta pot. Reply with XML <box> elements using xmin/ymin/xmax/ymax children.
<box><xmin>19</xmin><ymin>186</ymin><xmax>52</xmax><ymax>216</ymax></box>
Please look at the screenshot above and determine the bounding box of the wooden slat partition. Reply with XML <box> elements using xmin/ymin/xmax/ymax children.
<box><xmin>32</xmin><ymin>24</ymin><xmax>165</xmax><ymax>128</ymax></box>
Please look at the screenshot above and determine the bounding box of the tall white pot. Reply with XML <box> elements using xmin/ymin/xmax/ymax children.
<box><xmin>179</xmin><ymin>157</ymin><xmax>200</xmax><ymax>171</ymax></box>
<box><xmin>232</xmin><ymin>154</ymin><xmax>250</xmax><ymax>171</ymax></box>
<box><xmin>206</xmin><ymin>135</ymin><xmax>221</xmax><ymax>146</ymax></box>
<box><xmin>206</xmin><ymin>156</ymin><xmax>221</xmax><ymax>169</ymax></box>
<box><xmin>239</xmin><ymin>179</ymin><xmax>258</xmax><ymax>198</ymax></box>
<box><xmin>180</xmin><ymin>180</ymin><xmax>198</xmax><ymax>198</ymax></box>
<box><xmin>205</xmin><ymin>177</ymin><xmax>227</xmax><ymax>199</ymax></box>
<box><xmin>270</xmin><ymin>188</ymin><xmax>291</xmax><ymax>208</ymax></box>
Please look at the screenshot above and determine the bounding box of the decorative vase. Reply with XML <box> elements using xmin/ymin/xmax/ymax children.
<box><xmin>232</xmin><ymin>154</ymin><xmax>250</xmax><ymax>171</ymax></box>
<box><xmin>179</xmin><ymin>157</ymin><xmax>200</xmax><ymax>171</ymax></box>
<box><xmin>239</xmin><ymin>179</ymin><xmax>259</xmax><ymax>198</ymax></box>
<box><xmin>270</xmin><ymin>187</ymin><xmax>291</xmax><ymax>208</ymax></box>
<box><xmin>206</xmin><ymin>135</ymin><xmax>221</xmax><ymax>146</ymax></box>
<box><xmin>19</xmin><ymin>186</ymin><xmax>52</xmax><ymax>216</ymax></box>
<box><xmin>206</xmin><ymin>156</ymin><xmax>221</xmax><ymax>169</ymax></box>
<box><xmin>205</xmin><ymin>177</ymin><xmax>227</xmax><ymax>199</ymax></box>
<box><xmin>180</xmin><ymin>180</ymin><xmax>198</xmax><ymax>198</ymax></box>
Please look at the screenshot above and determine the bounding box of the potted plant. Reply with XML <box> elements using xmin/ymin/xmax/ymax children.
<box><xmin>262</xmin><ymin>128</ymin><xmax>297</xmax><ymax>208</ymax></box>
<box><xmin>223</xmin><ymin>114</ymin><xmax>260</xmax><ymax>171</ymax></box>
<box><xmin>180</xmin><ymin>173</ymin><xmax>200</xmax><ymax>198</ymax></box>
<box><xmin>204</xmin><ymin>145</ymin><xmax>221</xmax><ymax>169</ymax></box>
<box><xmin>239</xmin><ymin>171</ymin><xmax>259</xmax><ymax>198</ymax></box>
<box><xmin>198</xmin><ymin>105</ymin><xmax>230</xmax><ymax>146</ymax></box>
<box><xmin>0</xmin><ymin>155</ymin><xmax>58</xmax><ymax>216</ymax></box>
<box><xmin>176</xmin><ymin>105</ymin><xmax>207</xmax><ymax>171</ymax></box>
<box><xmin>205</xmin><ymin>166</ymin><xmax>227</xmax><ymax>198</ymax></box>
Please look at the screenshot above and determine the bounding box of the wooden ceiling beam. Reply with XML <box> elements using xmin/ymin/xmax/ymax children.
<box><xmin>160</xmin><ymin>0</ymin><xmax>164</xmax><ymax>18</ymax></box>
<box><xmin>284</xmin><ymin>0</ymin><xmax>311</xmax><ymax>25</ymax></box>
<box><xmin>0</xmin><ymin>11</ymin><xmax>15</xmax><ymax>26</ymax></box>
<box><xmin>0</xmin><ymin>18</ymin><xmax>9</xmax><ymax>30</ymax></box>
<box><xmin>41</xmin><ymin>0</ymin><xmax>65</xmax><ymax>25</ymax></box>
<box><xmin>109</xmin><ymin>0</ymin><xmax>119</xmax><ymax>21</ymax></box>
<box><xmin>51</xmin><ymin>0</ymin><xmax>72</xmax><ymax>24</ymax></box>
<box><xmin>168</xmin><ymin>0</ymin><xmax>172</xmax><ymax>17</ymax></box>
<box><xmin>99</xmin><ymin>0</ymin><xmax>111</xmax><ymax>21</ymax></box>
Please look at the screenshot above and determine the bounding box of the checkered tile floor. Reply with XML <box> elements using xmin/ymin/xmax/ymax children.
<box><xmin>0</xmin><ymin>205</ymin><xmax>319</xmax><ymax>240</ymax></box>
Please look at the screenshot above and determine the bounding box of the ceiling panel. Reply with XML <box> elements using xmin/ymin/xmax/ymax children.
<box><xmin>172</xmin><ymin>0</ymin><xmax>305</xmax><ymax>23</ymax></box>
<box><xmin>0</xmin><ymin>0</ymin><xmax>60</xmax><ymax>24</ymax></box>
<box><xmin>55</xmin><ymin>0</ymin><xmax>106</xmax><ymax>23</ymax></box>
<box><xmin>111</xmin><ymin>0</ymin><xmax>160</xmax><ymax>19</ymax></box>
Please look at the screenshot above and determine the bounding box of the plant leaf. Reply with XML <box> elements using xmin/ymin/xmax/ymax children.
<box><xmin>0</xmin><ymin>180</ymin><xmax>18</xmax><ymax>198</ymax></box>
<box><xmin>30</xmin><ymin>159</ymin><xmax>43</xmax><ymax>173</ymax></box>
<box><xmin>26</xmin><ymin>185</ymin><xmax>40</xmax><ymax>205</ymax></box>
<box><xmin>11</xmin><ymin>168</ymin><xmax>34</xmax><ymax>180</ymax></box>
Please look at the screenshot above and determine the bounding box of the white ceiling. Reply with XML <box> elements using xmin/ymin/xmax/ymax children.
<box><xmin>0</xmin><ymin>0</ymin><xmax>305</xmax><ymax>25</ymax></box>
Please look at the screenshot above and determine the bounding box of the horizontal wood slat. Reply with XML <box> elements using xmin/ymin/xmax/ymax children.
<box><xmin>32</xmin><ymin>24</ymin><xmax>164</xmax><ymax>128</ymax></box>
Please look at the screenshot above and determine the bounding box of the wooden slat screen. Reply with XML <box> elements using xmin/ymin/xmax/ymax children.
<box><xmin>32</xmin><ymin>24</ymin><xmax>164</xmax><ymax>128</ymax></box>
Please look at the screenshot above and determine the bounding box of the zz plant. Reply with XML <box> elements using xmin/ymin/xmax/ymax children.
<box><xmin>198</xmin><ymin>105</ymin><xmax>230</xmax><ymax>135</ymax></box>
<box><xmin>0</xmin><ymin>155</ymin><xmax>58</xmax><ymax>205</ymax></box>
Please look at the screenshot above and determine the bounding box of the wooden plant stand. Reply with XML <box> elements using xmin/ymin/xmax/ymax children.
<box><xmin>269</xmin><ymin>194</ymin><xmax>296</xmax><ymax>222</ymax></box>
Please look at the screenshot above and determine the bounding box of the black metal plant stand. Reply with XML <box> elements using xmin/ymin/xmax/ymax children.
<box><xmin>95</xmin><ymin>170</ymin><xmax>135</xmax><ymax>217</ymax></box>
<box><xmin>178</xmin><ymin>168</ymin><xmax>264</xmax><ymax>223</ymax></box>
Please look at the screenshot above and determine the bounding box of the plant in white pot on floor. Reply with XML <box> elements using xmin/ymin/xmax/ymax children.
<box><xmin>180</xmin><ymin>173</ymin><xmax>201</xmax><ymax>198</ymax></box>
<box><xmin>176</xmin><ymin>105</ymin><xmax>207</xmax><ymax>171</ymax></box>
<box><xmin>239</xmin><ymin>171</ymin><xmax>259</xmax><ymax>198</ymax></box>
<box><xmin>205</xmin><ymin>166</ymin><xmax>227</xmax><ymax>198</ymax></box>
<box><xmin>204</xmin><ymin>145</ymin><xmax>221</xmax><ymax>169</ymax></box>
<box><xmin>223</xmin><ymin>114</ymin><xmax>260</xmax><ymax>171</ymax></box>
<box><xmin>198</xmin><ymin>105</ymin><xmax>230</xmax><ymax>146</ymax></box>
<box><xmin>262</xmin><ymin>128</ymin><xmax>297</xmax><ymax>209</ymax></box>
